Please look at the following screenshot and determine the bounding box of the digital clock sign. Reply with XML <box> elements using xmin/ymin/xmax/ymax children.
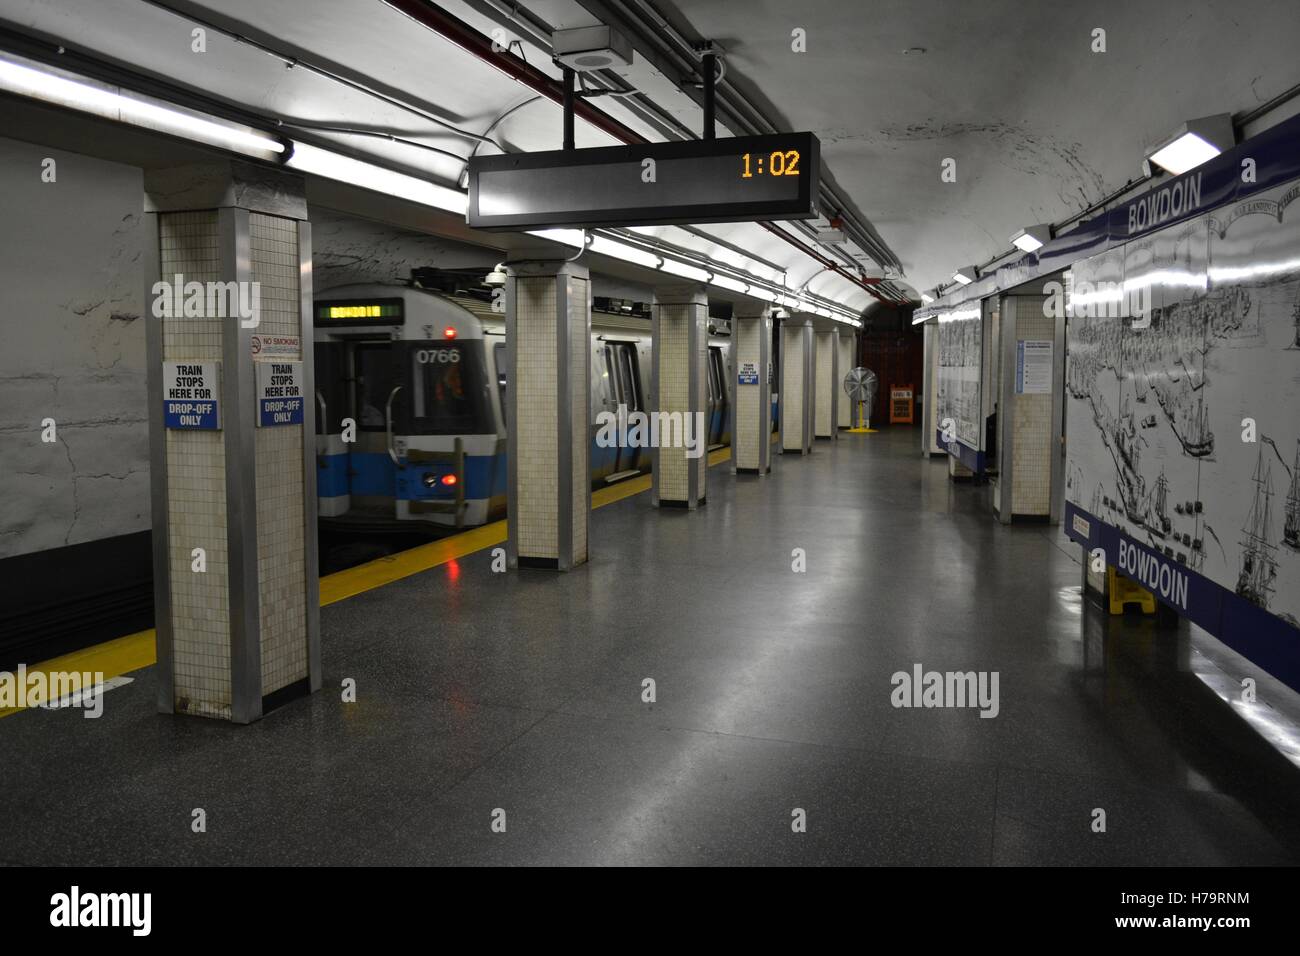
<box><xmin>467</xmin><ymin>132</ymin><xmax>820</xmax><ymax>230</ymax></box>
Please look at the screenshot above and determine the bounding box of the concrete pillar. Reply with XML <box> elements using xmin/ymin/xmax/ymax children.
<box><xmin>143</xmin><ymin>160</ymin><xmax>320</xmax><ymax>723</ymax></box>
<box><xmin>730</xmin><ymin>302</ymin><xmax>772</xmax><ymax>475</ymax></box>
<box><xmin>837</xmin><ymin>332</ymin><xmax>854</xmax><ymax>430</ymax></box>
<box><xmin>814</xmin><ymin>328</ymin><xmax>839</xmax><ymax>439</ymax></box>
<box><xmin>651</xmin><ymin>284</ymin><xmax>708</xmax><ymax>508</ymax></box>
<box><xmin>505</xmin><ymin>260</ymin><xmax>591</xmax><ymax>569</ymax></box>
<box><xmin>779</xmin><ymin>315</ymin><xmax>815</xmax><ymax>454</ymax></box>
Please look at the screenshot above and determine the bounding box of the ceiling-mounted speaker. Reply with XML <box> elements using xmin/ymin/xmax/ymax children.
<box><xmin>553</xmin><ymin>25</ymin><xmax>633</xmax><ymax>71</ymax></box>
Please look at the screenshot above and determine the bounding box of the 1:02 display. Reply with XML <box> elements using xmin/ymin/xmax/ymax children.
<box><xmin>741</xmin><ymin>150</ymin><xmax>801</xmax><ymax>178</ymax></box>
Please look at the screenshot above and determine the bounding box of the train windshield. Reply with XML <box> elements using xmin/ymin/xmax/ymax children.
<box><xmin>403</xmin><ymin>341</ymin><xmax>492</xmax><ymax>435</ymax></box>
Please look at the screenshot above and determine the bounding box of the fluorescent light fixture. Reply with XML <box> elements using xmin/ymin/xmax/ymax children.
<box><xmin>0</xmin><ymin>51</ymin><xmax>284</xmax><ymax>160</ymax></box>
<box><xmin>658</xmin><ymin>258</ymin><xmax>711</xmax><ymax>282</ymax></box>
<box><xmin>710</xmin><ymin>275</ymin><xmax>749</xmax><ymax>295</ymax></box>
<box><xmin>1144</xmin><ymin>114</ymin><xmax>1234</xmax><ymax>175</ymax></box>
<box><xmin>527</xmin><ymin>228</ymin><xmax>586</xmax><ymax>248</ymax></box>
<box><xmin>753</xmin><ymin>287</ymin><xmax>782</xmax><ymax>303</ymax></box>
<box><xmin>920</xmin><ymin>291</ymin><xmax>935</xmax><ymax>304</ymax></box>
<box><xmin>1010</xmin><ymin>224</ymin><xmax>1051</xmax><ymax>253</ymax></box>
<box><xmin>287</xmin><ymin>142</ymin><xmax>467</xmax><ymax>214</ymax></box>
<box><xmin>951</xmin><ymin>266</ymin><xmax>977</xmax><ymax>286</ymax></box>
<box><xmin>587</xmin><ymin>235</ymin><xmax>661</xmax><ymax>269</ymax></box>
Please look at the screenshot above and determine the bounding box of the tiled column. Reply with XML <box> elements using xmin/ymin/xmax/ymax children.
<box><xmin>814</xmin><ymin>328</ymin><xmax>839</xmax><ymax>439</ymax></box>
<box><xmin>505</xmin><ymin>261</ymin><xmax>590</xmax><ymax>569</ymax></box>
<box><xmin>651</xmin><ymin>284</ymin><xmax>708</xmax><ymax>508</ymax></box>
<box><xmin>730</xmin><ymin>302</ymin><xmax>772</xmax><ymax>475</ymax></box>
<box><xmin>837</xmin><ymin>332</ymin><xmax>854</xmax><ymax>430</ymax></box>
<box><xmin>780</xmin><ymin>315</ymin><xmax>815</xmax><ymax>454</ymax></box>
<box><xmin>143</xmin><ymin>160</ymin><xmax>320</xmax><ymax>723</ymax></box>
<box><xmin>996</xmin><ymin>294</ymin><xmax>1061</xmax><ymax>523</ymax></box>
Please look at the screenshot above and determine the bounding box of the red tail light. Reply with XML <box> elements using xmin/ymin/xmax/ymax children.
<box><xmin>440</xmin><ymin>473</ymin><xmax>457</xmax><ymax>486</ymax></box>
<box><xmin>443</xmin><ymin>327</ymin><xmax>457</xmax><ymax>339</ymax></box>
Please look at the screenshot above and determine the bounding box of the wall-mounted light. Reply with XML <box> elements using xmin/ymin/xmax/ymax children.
<box><xmin>286</xmin><ymin>143</ymin><xmax>467</xmax><ymax>214</ymax></box>
<box><xmin>658</xmin><ymin>258</ymin><xmax>711</xmax><ymax>282</ymax></box>
<box><xmin>587</xmin><ymin>235</ymin><xmax>662</xmax><ymax>269</ymax></box>
<box><xmin>0</xmin><ymin>50</ymin><xmax>285</xmax><ymax>161</ymax></box>
<box><xmin>951</xmin><ymin>266</ymin><xmax>977</xmax><ymax>286</ymax></box>
<box><xmin>710</xmin><ymin>275</ymin><xmax>749</xmax><ymax>295</ymax></box>
<box><xmin>1010</xmin><ymin>224</ymin><xmax>1052</xmax><ymax>253</ymax></box>
<box><xmin>1143</xmin><ymin>114</ymin><xmax>1234</xmax><ymax>175</ymax></box>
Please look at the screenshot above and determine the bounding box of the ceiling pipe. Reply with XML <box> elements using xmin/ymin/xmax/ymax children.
<box><xmin>384</xmin><ymin>0</ymin><xmax>892</xmax><ymax>304</ymax></box>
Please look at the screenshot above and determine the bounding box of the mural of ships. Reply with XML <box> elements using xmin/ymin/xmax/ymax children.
<box><xmin>1285</xmin><ymin>443</ymin><xmax>1300</xmax><ymax>551</ymax></box>
<box><xmin>1236</xmin><ymin>447</ymin><xmax>1278</xmax><ymax>609</ymax></box>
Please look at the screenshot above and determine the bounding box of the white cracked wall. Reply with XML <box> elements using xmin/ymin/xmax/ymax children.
<box><xmin>0</xmin><ymin>136</ymin><xmax>148</xmax><ymax>559</ymax></box>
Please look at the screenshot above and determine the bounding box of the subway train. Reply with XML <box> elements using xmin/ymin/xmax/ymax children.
<box><xmin>313</xmin><ymin>282</ymin><xmax>739</xmax><ymax>530</ymax></box>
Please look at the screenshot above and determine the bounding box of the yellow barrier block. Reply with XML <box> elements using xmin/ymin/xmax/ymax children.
<box><xmin>1107</xmin><ymin>566</ymin><xmax>1157</xmax><ymax>615</ymax></box>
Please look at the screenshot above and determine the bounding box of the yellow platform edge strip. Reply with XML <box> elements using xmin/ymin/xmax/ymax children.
<box><xmin>1</xmin><ymin>445</ymin><xmax>734</xmax><ymax>718</ymax></box>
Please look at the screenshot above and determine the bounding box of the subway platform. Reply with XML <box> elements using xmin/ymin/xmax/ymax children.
<box><xmin>3</xmin><ymin>428</ymin><xmax>1299</xmax><ymax>867</ymax></box>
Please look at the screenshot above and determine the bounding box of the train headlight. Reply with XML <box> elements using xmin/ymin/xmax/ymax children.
<box><xmin>422</xmin><ymin>473</ymin><xmax>438</xmax><ymax>488</ymax></box>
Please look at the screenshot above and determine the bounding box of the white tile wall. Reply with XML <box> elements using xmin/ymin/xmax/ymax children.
<box><xmin>568</xmin><ymin>277</ymin><xmax>589</xmax><ymax>563</ymax></box>
<box><xmin>815</xmin><ymin>331</ymin><xmax>834</xmax><ymax>437</ymax></box>
<box><xmin>515</xmin><ymin>277</ymin><xmax>559</xmax><ymax>560</ymax></box>
<box><xmin>250</xmin><ymin>213</ymin><xmax>308</xmax><ymax>695</ymax></box>
<box><xmin>782</xmin><ymin>325</ymin><xmax>805</xmax><ymax>449</ymax></box>
<box><xmin>160</xmin><ymin>210</ymin><xmax>231</xmax><ymax>719</ymax></box>
<box><xmin>655</xmin><ymin>303</ymin><xmax>704</xmax><ymax>502</ymax></box>
<box><xmin>1008</xmin><ymin>296</ymin><xmax>1054</xmax><ymax>516</ymax></box>
<box><xmin>735</xmin><ymin>319</ymin><xmax>760</xmax><ymax>469</ymax></box>
<box><xmin>837</xmin><ymin>337</ymin><xmax>853</xmax><ymax>428</ymax></box>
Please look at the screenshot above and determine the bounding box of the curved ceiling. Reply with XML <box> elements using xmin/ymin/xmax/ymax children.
<box><xmin>1</xmin><ymin>0</ymin><xmax>1297</xmax><ymax>309</ymax></box>
<box><xmin>657</xmin><ymin>0</ymin><xmax>1300</xmax><ymax>292</ymax></box>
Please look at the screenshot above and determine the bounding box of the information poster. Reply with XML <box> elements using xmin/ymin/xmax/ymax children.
<box><xmin>1016</xmin><ymin>340</ymin><xmax>1053</xmax><ymax>394</ymax></box>
<box><xmin>162</xmin><ymin>361</ymin><xmax>220</xmax><ymax>430</ymax></box>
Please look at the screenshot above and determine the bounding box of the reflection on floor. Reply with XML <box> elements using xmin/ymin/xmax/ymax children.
<box><xmin>2</xmin><ymin>427</ymin><xmax>1298</xmax><ymax>865</ymax></box>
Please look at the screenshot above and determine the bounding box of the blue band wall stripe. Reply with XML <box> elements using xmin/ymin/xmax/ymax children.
<box><xmin>1065</xmin><ymin>501</ymin><xmax>1300</xmax><ymax>693</ymax></box>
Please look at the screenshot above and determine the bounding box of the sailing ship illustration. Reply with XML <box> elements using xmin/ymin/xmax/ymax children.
<box><xmin>1291</xmin><ymin>288</ymin><xmax>1300</xmax><ymax>349</ymax></box>
<box><xmin>1181</xmin><ymin>394</ymin><xmax>1214</xmax><ymax>457</ymax></box>
<box><xmin>1145</xmin><ymin>470</ymin><xmax>1172</xmax><ymax>538</ymax></box>
<box><xmin>1284</xmin><ymin>443</ymin><xmax>1300</xmax><ymax>551</ymax></box>
<box><xmin>1236</xmin><ymin>447</ymin><xmax>1279</xmax><ymax>609</ymax></box>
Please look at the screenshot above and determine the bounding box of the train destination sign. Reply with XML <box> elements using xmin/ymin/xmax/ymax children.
<box><xmin>467</xmin><ymin>132</ymin><xmax>820</xmax><ymax>230</ymax></box>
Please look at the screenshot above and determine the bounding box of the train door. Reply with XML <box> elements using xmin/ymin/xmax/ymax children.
<box><xmin>314</xmin><ymin>340</ymin><xmax>350</xmax><ymax>517</ymax></box>
<box><xmin>349</xmin><ymin>340</ymin><xmax>402</xmax><ymax>515</ymax></box>
<box><xmin>605</xmin><ymin>342</ymin><xmax>644</xmax><ymax>479</ymax></box>
<box><xmin>707</xmin><ymin>345</ymin><xmax>728</xmax><ymax>448</ymax></box>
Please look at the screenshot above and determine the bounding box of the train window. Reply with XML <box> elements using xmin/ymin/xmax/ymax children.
<box><xmin>356</xmin><ymin>344</ymin><xmax>396</xmax><ymax>431</ymax></box>
<box><xmin>405</xmin><ymin>342</ymin><xmax>491</xmax><ymax>435</ymax></box>
<box><xmin>604</xmin><ymin>346</ymin><xmax>619</xmax><ymax>405</ymax></box>
<box><xmin>615</xmin><ymin>344</ymin><xmax>642</xmax><ymax>411</ymax></box>
<box><xmin>494</xmin><ymin>342</ymin><xmax>507</xmax><ymax>427</ymax></box>
<box><xmin>710</xmin><ymin>348</ymin><xmax>727</xmax><ymax>403</ymax></box>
